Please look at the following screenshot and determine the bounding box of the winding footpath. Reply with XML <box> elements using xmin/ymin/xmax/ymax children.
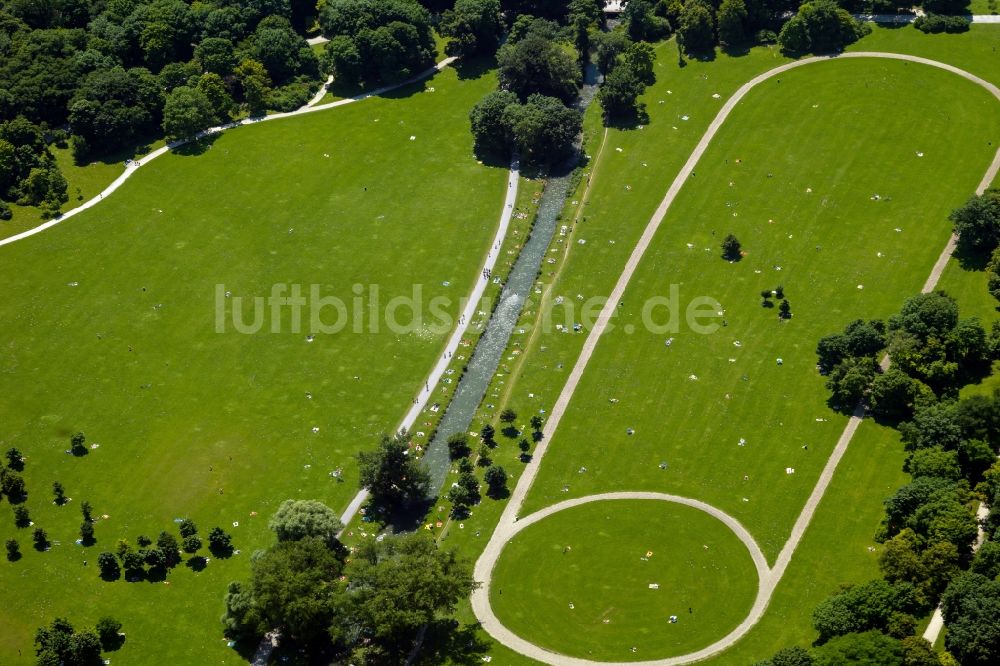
<box><xmin>471</xmin><ymin>52</ymin><xmax>1000</xmax><ymax>666</ymax></box>
<box><xmin>0</xmin><ymin>56</ymin><xmax>456</xmax><ymax>249</ymax></box>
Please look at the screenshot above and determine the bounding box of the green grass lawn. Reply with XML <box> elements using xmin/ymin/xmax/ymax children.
<box><xmin>517</xmin><ymin>56</ymin><xmax>999</xmax><ymax>556</ymax></box>
<box><xmin>430</xmin><ymin>26</ymin><xmax>1000</xmax><ymax>665</ymax></box>
<box><xmin>970</xmin><ymin>0</ymin><xmax>999</xmax><ymax>14</ymax></box>
<box><xmin>490</xmin><ymin>500</ymin><xmax>759</xmax><ymax>661</ymax></box>
<box><xmin>0</xmin><ymin>64</ymin><xmax>507</xmax><ymax>664</ymax></box>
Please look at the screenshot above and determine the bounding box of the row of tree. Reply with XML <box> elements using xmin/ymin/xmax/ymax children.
<box><xmin>222</xmin><ymin>499</ymin><xmax>477</xmax><ymax>663</ymax></box>
<box><xmin>819</xmin><ymin>291</ymin><xmax>995</xmax><ymax>420</ymax></box>
<box><xmin>756</xmin><ymin>254</ymin><xmax>1000</xmax><ymax>662</ymax></box>
<box><xmin>95</xmin><ymin>520</ymin><xmax>233</xmax><ymax>582</ymax></box>
<box><xmin>34</xmin><ymin>616</ymin><xmax>123</xmax><ymax>666</ymax></box>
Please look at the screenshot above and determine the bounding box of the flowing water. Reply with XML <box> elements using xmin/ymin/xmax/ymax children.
<box><xmin>421</xmin><ymin>63</ymin><xmax>602</xmax><ymax>495</ymax></box>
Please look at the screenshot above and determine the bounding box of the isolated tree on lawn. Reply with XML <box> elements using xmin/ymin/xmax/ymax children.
<box><xmin>357</xmin><ymin>431</ymin><xmax>430</xmax><ymax>513</ymax></box>
<box><xmin>721</xmin><ymin>234</ymin><xmax>742</xmax><ymax>261</ymax></box>
<box><xmin>268</xmin><ymin>499</ymin><xmax>343</xmax><ymax>549</ymax></box>
<box><xmin>484</xmin><ymin>465</ymin><xmax>508</xmax><ymax>498</ymax></box>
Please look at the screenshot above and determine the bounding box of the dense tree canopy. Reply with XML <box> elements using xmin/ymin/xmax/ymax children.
<box><xmin>777</xmin><ymin>0</ymin><xmax>867</xmax><ymax>55</ymax></box>
<box><xmin>440</xmin><ymin>0</ymin><xmax>502</xmax><ymax>57</ymax></box>
<box><xmin>357</xmin><ymin>430</ymin><xmax>431</xmax><ymax>513</ymax></box>
<box><xmin>496</xmin><ymin>33</ymin><xmax>581</xmax><ymax>103</ymax></box>
<box><xmin>319</xmin><ymin>0</ymin><xmax>434</xmax><ymax>85</ymax></box>
<box><xmin>268</xmin><ymin>499</ymin><xmax>344</xmax><ymax>549</ymax></box>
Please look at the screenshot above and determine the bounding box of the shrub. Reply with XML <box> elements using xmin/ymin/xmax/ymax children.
<box><xmin>915</xmin><ymin>14</ymin><xmax>971</xmax><ymax>34</ymax></box>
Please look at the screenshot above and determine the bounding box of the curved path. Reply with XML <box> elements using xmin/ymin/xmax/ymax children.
<box><xmin>472</xmin><ymin>52</ymin><xmax>1000</xmax><ymax>665</ymax></box>
<box><xmin>0</xmin><ymin>56</ymin><xmax>456</xmax><ymax>249</ymax></box>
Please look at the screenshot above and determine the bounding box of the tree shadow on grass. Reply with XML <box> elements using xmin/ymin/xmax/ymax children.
<box><xmin>172</xmin><ymin>134</ymin><xmax>220</xmax><ymax>158</ymax></box>
<box><xmin>952</xmin><ymin>243</ymin><xmax>989</xmax><ymax>272</ymax></box>
<box><xmin>413</xmin><ymin>620</ymin><xmax>492</xmax><ymax>666</ymax></box>
<box><xmin>721</xmin><ymin>43</ymin><xmax>752</xmax><ymax>58</ymax></box>
<box><xmin>453</xmin><ymin>56</ymin><xmax>496</xmax><ymax>81</ymax></box>
<box><xmin>604</xmin><ymin>105</ymin><xmax>650</xmax><ymax>132</ymax></box>
<box><xmin>186</xmin><ymin>556</ymin><xmax>208</xmax><ymax>572</ymax></box>
<box><xmin>383</xmin><ymin>497</ymin><xmax>436</xmax><ymax>534</ymax></box>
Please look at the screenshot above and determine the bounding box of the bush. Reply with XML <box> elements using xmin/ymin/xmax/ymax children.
<box><xmin>182</xmin><ymin>535</ymin><xmax>202</xmax><ymax>553</ymax></box>
<box><xmin>447</xmin><ymin>432</ymin><xmax>471</xmax><ymax>460</ymax></box>
<box><xmin>0</xmin><ymin>201</ymin><xmax>11</xmax><ymax>221</ymax></box>
<box><xmin>80</xmin><ymin>521</ymin><xmax>95</xmax><ymax>545</ymax></box>
<box><xmin>179</xmin><ymin>519</ymin><xmax>197</xmax><ymax>538</ymax></box>
<box><xmin>97</xmin><ymin>552</ymin><xmax>120</xmax><ymax>580</ymax></box>
<box><xmin>95</xmin><ymin>616</ymin><xmax>122</xmax><ymax>649</ymax></box>
<box><xmin>915</xmin><ymin>14</ymin><xmax>971</xmax><ymax>34</ymax></box>
<box><xmin>721</xmin><ymin>234</ymin><xmax>742</xmax><ymax>261</ymax></box>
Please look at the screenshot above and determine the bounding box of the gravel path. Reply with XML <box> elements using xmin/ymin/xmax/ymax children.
<box><xmin>0</xmin><ymin>57</ymin><xmax>457</xmax><ymax>249</ymax></box>
<box><xmin>471</xmin><ymin>52</ymin><xmax>1000</xmax><ymax>666</ymax></box>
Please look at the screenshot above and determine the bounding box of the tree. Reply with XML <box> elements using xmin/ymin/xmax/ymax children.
<box><xmin>196</xmin><ymin>73</ymin><xmax>235</xmax><ymax>124</ymax></box>
<box><xmin>717</xmin><ymin>0</ymin><xmax>749</xmax><ymax>46</ymax></box>
<box><xmin>80</xmin><ymin>521</ymin><xmax>95</xmax><ymax>546</ymax></box>
<box><xmin>484</xmin><ymin>465</ymin><xmax>508</xmax><ymax>498</ymax></box>
<box><xmin>156</xmin><ymin>531</ymin><xmax>181</xmax><ymax>567</ymax></box>
<box><xmin>268</xmin><ymin>499</ymin><xmax>343</xmax><ymax>548</ymax></box>
<box><xmin>900</xmin><ymin>636</ymin><xmax>941</xmax><ymax>666</ymax></box>
<box><xmin>869</xmin><ymin>369</ymin><xmax>926</xmax><ymax>421</ymax></box>
<box><xmin>812</xmin><ymin>631</ymin><xmax>902</xmax><ymax>665</ymax></box>
<box><xmin>890</xmin><ymin>292</ymin><xmax>959</xmax><ymax>342</ymax></box>
<box><xmin>350</xmin><ymin>532</ymin><xmax>476</xmax><ymax>653</ymax></box>
<box><xmin>721</xmin><ymin>234</ymin><xmax>742</xmax><ymax>260</ymax></box>
<box><xmin>2</xmin><ymin>471</ymin><xmax>27</xmax><ymax>502</ymax></box>
<box><xmin>950</xmin><ymin>188</ymin><xmax>1000</xmax><ymax>257</ymax></box>
<box><xmin>677</xmin><ymin>0</ymin><xmax>716</xmax><ymax>56</ymax></box>
<box><xmin>623</xmin><ymin>0</ymin><xmax>671</xmax><ymax>41</ymax></box>
<box><xmin>208</xmin><ymin>527</ymin><xmax>233</xmax><ymax>556</ymax></box>
<box><xmin>530</xmin><ymin>415</ymin><xmax>543</xmax><ymax>431</ymax></box>
<box><xmin>941</xmin><ymin>572</ymin><xmax>1000</xmax><ymax>665</ymax></box>
<box><xmin>70</xmin><ymin>431</ymin><xmax>86</xmax><ymax>455</ymax></box>
<box><xmin>195</xmin><ymin>37</ymin><xmax>236</xmax><ymax>76</ymax></box>
<box><xmin>95</xmin><ymin>617</ymin><xmax>122</xmax><ymax>651</ymax></box>
<box><xmin>81</xmin><ymin>501</ymin><xmax>92</xmax><ymax>523</ymax></box>
<box><xmin>53</xmin><ymin>481</ymin><xmax>66</xmax><ymax>505</ymax></box>
<box><xmin>440</xmin><ymin>0</ymin><xmax>502</xmax><ymax>57</ymax></box>
<box><xmin>972</xmin><ymin>541</ymin><xmax>1000</xmax><ymax>579</ymax></box>
<box><xmin>357</xmin><ymin>431</ymin><xmax>430</xmax><ymax>513</ymax></box>
<box><xmin>249</xmin><ymin>537</ymin><xmax>348</xmax><ymax>645</ymax></box>
<box><xmin>33</xmin><ymin>527</ymin><xmax>48</xmax><ymax>550</ymax></box>
<box><xmin>825</xmin><ymin>357</ymin><xmax>877</xmax><ymax>409</ymax></box>
<box><xmin>499</xmin><ymin>408</ymin><xmax>517</xmax><ymax>424</ymax></box>
<box><xmin>769</xmin><ymin>647</ymin><xmax>813</xmax><ymax>666</ymax></box>
<box><xmin>457</xmin><ymin>472</ymin><xmax>479</xmax><ymax>501</ymax></box>
<box><xmin>319</xmin><ymin>0</ymin><xmax>435</xmax><ymax>85</ymax></box>
<box><xmin>5</xmin><ymin>447</ymin><xmax>24</xmax><ymax>470</ymax></box>
<box><xmin>905</xmin><ymin>447</ymin><xmax>962</xmax><ymax>480</ymax></box>
<box><xmin>68</xmin><ymin>67</ymin><xmax>165</xmax><ymax>159</ymax></box>
<box><xmin>179</xmin><ymin>519</ymin><xmax>197</xmax><ymax>538</ymax></box>
<box><xmin>323</xmin><ymin>35</ymin><xmax>362</xmax><ymax>85</ymax></box>
<box><xmin>505</xmin><ymin>94</ymin><xmax>582</xmax><ymax>166</ymax></box>
<box><xmin>481</xmin><ymin>423</ymin><xmax>496</xmax><ymax>444</ymax></box>
<box><xmin>779</xmin><ymin>299</ymin><xmax>792</xmax><ymax>319</ymax></box>
<box><xmin>235</xmin><ymin>58</ymin><xmax>271</xmax><ymax>116</ymax></box>
<box><xmin>469</xmin><ymin>89</ymin><xmax>519</xmax><ymax>159</ymax></box>
<box><xmin>14</xmin><ymin>504</ymin><xmax>30</xmax><ymax>527</ymax></box>
<box><xmin>598</xmin><ymin>65</ymin><xmax>645</xmax><ymax>121</ymax></box>
<box><xmin>812</xmin><ymin>579</ymin><xmax>921</xmax><ymax>642</ymax></box>
<box><xmin>5</xmin><ymin>538</ymin><xmax>19</xmax><ymax>561</ymax></box>
<box><xmin>778</xmin><ymin>0</ymin><xmax>866</xmax><ymax>55</ymax></box>
<box><xmin>496</xmin><ymin>34</ymin><xmax>581</xmax><ymax>103</ymax></box>
<box><xmin>162</xmin><ymin>85</ymin><xmax>215</xmax><ymax>141</ymax></box>
<box><xmin>97</xmin><ymin>552</ymin><xmax>120</xmax><ymax>580</ymax></box>
<box><xmin>447</xmin><ymin>432</ymin><xmax>471</xmax><ymax>460</ymax></box>
<box><xmin>817</xmin><ymin>334</ymin><xmax>849</xmax><ymax>373</ymax></box>
<box><xmin>34</xmin><ymin>618</ymin><xmax>77</xmax><ymax>666</ymax></box>
<box><xmin>182</xmin><ymin>535</ymin><xmax>202</xmax><ymax>553</ymax></box>
<box><xmin>592</xmin><ymin>29</ymin><xmax>632</xmax><ymax>75</ymax></box>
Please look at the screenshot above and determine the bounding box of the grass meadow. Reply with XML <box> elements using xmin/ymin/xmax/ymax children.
<box><xmin>434</xmin><ymin>25</ymin><xmax>1000</xmax><ymax>664</ymax></box>
<box><xmin>0</xmin><ymin>63</ymin><xmax>508</xmax><ymax>664</ymax></box>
